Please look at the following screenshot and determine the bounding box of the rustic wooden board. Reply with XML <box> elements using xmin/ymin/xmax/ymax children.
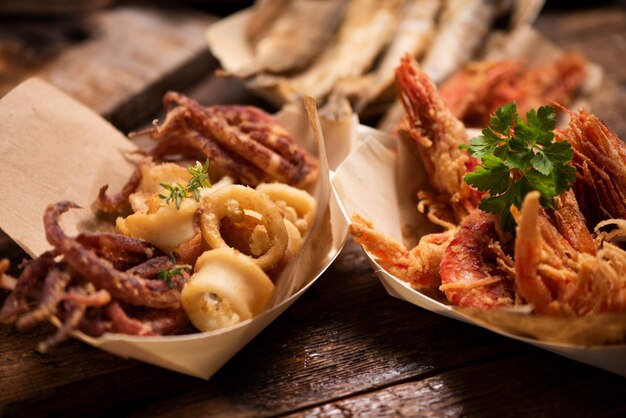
<box><xmin>288</xmin><ymin>352</ymin><xmax>626</xmax><ymax>417</ymax></box>
<box><xmin>0</xmin><ymin>6</ymin><xmax>216</xmax><ymax>132</ymax></box>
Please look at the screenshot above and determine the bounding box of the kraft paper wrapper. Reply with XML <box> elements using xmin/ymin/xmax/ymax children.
<box><xmin>331</xmin><ymin>130</ymin><xmax>626</xmax><ymax>377</ymax></box>
<box><xmin>0</xmin><ymin>78</ymin><xmax>352</xmax><ymax>379</ymax></box>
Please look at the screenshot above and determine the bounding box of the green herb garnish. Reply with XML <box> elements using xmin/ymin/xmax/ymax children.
<box><xmin>156</xmin><ymin>263</ymin><xmax>192</xmax><ymax>288</ymax></box>
<box><xmin>158</xmin><ymin>160</ymin><xmax>212</xmax><ymax>209</ymax></box>
<box><xmin>460</xmin><ymin>102</ymin><xmax>576</xmax><ymax>231</ymax></box>
<box><xmin>186</xmin><ymin>160</ymin><xmax>212</xmax><ymax>201</ymax></box>
<box><xmin>159</xmin><ymin>182</ymin><xmax>187</xmax><ymax>209</ymax></box>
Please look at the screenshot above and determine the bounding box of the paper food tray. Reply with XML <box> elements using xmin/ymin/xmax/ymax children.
<box><xmin>0</xmin><ymin>78</ymin><xmax>355</xmax><ymax>379</ymax></box>
<box><xmin>331</xmin><ymin>128</ymin><xmax>626</xmax><ymax>377</ymax></box>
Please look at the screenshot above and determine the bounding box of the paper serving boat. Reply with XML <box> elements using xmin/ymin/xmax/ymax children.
<box><xmin>331</xmin><ymin>129</ymin><xmax>626</xmax><ymax>377</ymax></box>
<box><xmin>0</xmin><ymin>79</ymin><xmax>356</xmax><ymax>379</ymax></box>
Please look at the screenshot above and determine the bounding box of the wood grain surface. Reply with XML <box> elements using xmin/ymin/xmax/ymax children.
<box><xmin>0</xmin><ymin>6</ymin><xmax>215</xmax><ymax>132</ymax></box>
<box><xmin>1</xmin><ymin>3</ymin><xmax>626</xmax><ymax>418</ymax></box>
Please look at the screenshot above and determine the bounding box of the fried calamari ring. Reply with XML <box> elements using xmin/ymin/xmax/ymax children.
<box><xmin>181</xmin><ymin>248</ymin><xmax>274</xmax><ymax>332</ymax></box>
<box><xmin>256</xmin><ymin>182</ymin><xmax>316</xmax><ymax>236</ymax></box>
<box><xmin>200</xmin><ymin>185</ymin><xmax>288</xmax><ymax>271</ymax></box>
<box><xmin>271</xmin><ymin>219</ymin><xmax>303</xmax><ymax>275</ymax></box>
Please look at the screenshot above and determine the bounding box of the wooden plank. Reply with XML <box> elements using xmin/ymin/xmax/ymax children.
<box><xmin>0</xmin><ymin>323</ymin><xmax>138</xmax><ymax>405</ymax></box>
<box><xmin>0</xmin><ymin>6</ymin><xmax>217</xmax><ymax>132</ymax></box>
<box><xmin>286</xmin><ymin>352</ymin><xmax>626</xmax><ymax>417</ymax></box>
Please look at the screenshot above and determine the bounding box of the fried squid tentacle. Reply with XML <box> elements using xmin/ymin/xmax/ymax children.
<box><xmin>44</xmin><ymin>201</ymin><xmax>181</xmax><ymax>309</ymax></box>
<box><xmin>38</xmin><ymin>301</ymin><xmax>86</xmax><ymax>353</ymax></box>
<box><xmin>0</xmin><ymin>252</ymin><xmax>57</xmax><ymax>323</ymax></box>
<box><xmin>149</xmin><ymin>129</ymin><xmax>268</xmax><ymax>186</ymax></box>
<box><xmin>106</xmin><ymin>302</ymin><xmax>188</xmax><ymax>336</ymax></box>
<box><xmin>98</xmin><ymin>165</ymin><xmax>142</xmax><ymax>213</ymax></box>
<box><xmin>15</xmin><ymin>267</ymin><xmax>72</xmax><ymax>330</ymax></box>
<box><xmin>163</xmin><ymin>93</ymin><xmax>318</xmax><ymax>187</ymax></box>
<box><xmin>76</xmin><ymin>232</ymin><xmax>157</xmax><ymax>270</ymax></box>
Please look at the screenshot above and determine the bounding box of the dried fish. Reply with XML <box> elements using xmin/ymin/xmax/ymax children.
<box><xmin>421</xmin><ymin>0</ymin><xmax>501</xmax><ymax>84</ymax></box>
<box><xmin>353</xmin><ymin>0</ymin><xmax>442</xmax><ymax>110</ymax></box>
<box><xmin>251</xmin><ymin>0</ymin><xmax>403</xmax><ymax>102</ymax></box>
<box><xmin>253</xmin><ymin>0</ymin><xmax>347</xmax><ymax>74</ymax></box>
<box><xmin>377</xmin><ymin>0</ymin><xmax>502</xmax><ymax>131</ymax></box>
<box><xmin>245</xmin><ymin>0</ymin><xmax>290</xmax><ymax>45</ymax></box>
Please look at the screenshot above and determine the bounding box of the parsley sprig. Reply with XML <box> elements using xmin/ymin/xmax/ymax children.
<box><xmin>159</xmin><ymin>160</ymin><xmax>211</xmax><ymax>209</ymax></box>
<box><xmin>460</xmin><ymin>102</ymin><xmax>576</xmax><ymax>231</ymax></box>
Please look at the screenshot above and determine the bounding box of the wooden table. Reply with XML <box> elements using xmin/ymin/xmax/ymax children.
<box><xmin>2</xmin><ymin>3</ymin><xmax>626</xmax><ymax>417</ymax></box>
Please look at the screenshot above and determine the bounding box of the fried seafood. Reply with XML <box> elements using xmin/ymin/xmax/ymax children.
<box><xmin>396</xmin><ymin>54</ymin><xmax>482</xmax><ymax>222</ymax></box>
<box><xmin>110</xmin><ymin>157</ymin><xmax>314</xmax><ymax>330</ymax></box>
<box><xmin>45</xmin><ymin>202</ymin><xmax>182</xmax><ymax>310</ymax></box>
<box><xmin>350</xmin><ymin>55</ymin><xmax>481</xmax><ymax>292</ymax></box>
<box><xmin>118</xmin><ymin>196</ymin><xmax>199</xmax><ymax>254</ymax></box>
<box><xmin>440</xmin><ymin>53</ymin><xmax>588</xmax><ymax>127</ymax></box>
<box><xmin>2</xmin><ymin>159</ymin><xmax>317</xmax><ymax>345</ymax></box>
<box><xmin>200</xmin><ymin>185</ymin><xmax>289</xmax><ymax>272</ymax></box>
<box><xmin>98</xmin><ymin>93</ymin><xmax>319</xmax><ymax>210</ymax></box>
<box><xmin>114</xmin><ymin>161</ymin><xmax>233</xmax><ymax>262</ymax></box>
<box><xmin>515</xmin><ymin>191</ymin><xmax>626</xmax><ymax>316</ymax></box>
<box><xmin>350</xmin><ymin>214</ymin><xmax>455</xmax><ymax>289</ymax></box>
<box><xmin>250</xmin><ymin>0</ymin><xmax>402</xmax><ymax>102</ymax></box>
<box><xmin>181</xmin><ymin>248</ymin><xmax>275</xmax><ymax>332</ymax></box>
<box><xmin>420</xmin><ymin>0</ymin><xmax>500</xmax><ymax>84</ymax></box>
<box><xmin>164</xmin><ymin>93</ymin><xmax>318</xmax><ymax>187</ymax></box>
<box><xmin>107</xmin><ymin>158</ymin><xmax>314</xmax><ymax>331</ymax></box>
<box><xmin>235</xmin><ymin>0</ymin><xmax>520</xmax><ymax>113</ymax></box>
<box><xmin>1</xmin><ymin>92</ymin><xmax>321</xmax><ymax>348</ymax></box>
<box><xmin>557</xmin><ymin>109</ymin><xmax>626</xmax><ymax>227</ymax></box>
<box><xmin>128</xmin><ymin>159</ymin><xmax>192</xmax><ymax>212</ymax></box>
<box><xmin>439</xmin><ymin>210</ymin><xmax>514</xmax><ymax>308</ymax></box>
<box><xmin>351</xmin><ymin>56</ymin><xmax>626</xmax><ymax>320</ymax></box>
<box><xmin>1</xmin><ymin>252</ymin><xmax>58</xmax><ymax>324</ymax></box>
<box><xmin>98</xmin><ymin>165</ymin><xmax>142</xmax><ymax>213</ymax></box>
<box><xmin>256</xmin><ymin>182</ymin><xmax>316</xmax><ymax>236</ymax></box>
<box><xmin>347</xmin><ymin>0</ymin><xmax>440</xmax><ymax>110</ymax></box>
<box><xmin>0</xmin><ymin>202</ymin><xmax>189</xmax><ymax>350</ymax></box>
<box><xmin>439</xmin><ymin>59</ymin><xmax>525</xmax><ymax>126</ymax></box>
<box><xmin>245</xmin><ymin>0</ymin><xmax>347</xmax><ymax>74</ymax></box>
